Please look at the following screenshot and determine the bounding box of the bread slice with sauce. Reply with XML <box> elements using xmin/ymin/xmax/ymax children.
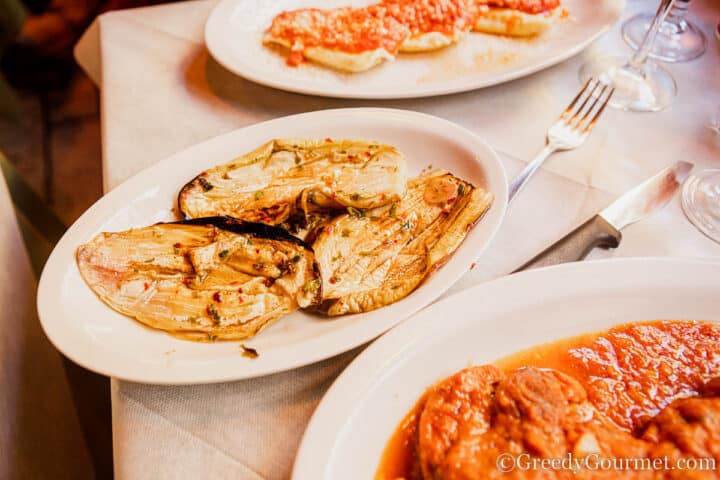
<box><xmin>263</xmin><ymin>7</ymin><xmax>409</xmax><ymax>72</ymax></box>
<box><xmin>473</xmin><ymin>0</ymin><xmax>563</xmax><ymax>37</ymax></box>
<box><xmin>379</xmin><ymin>0</ymin><xmax>478</xmax><ymax>53</ymax></box>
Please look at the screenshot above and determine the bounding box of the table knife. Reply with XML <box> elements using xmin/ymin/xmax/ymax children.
<box><xmin>517</xmin><ymin>161</ymin><xmax>693</xmax><ymax>272</ymax></box>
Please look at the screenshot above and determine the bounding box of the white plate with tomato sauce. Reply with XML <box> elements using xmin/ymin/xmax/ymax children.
<box><xmin>293</xmin><ymin>258</ymin><xmax>720</xmax><ymax>479</ymax></box>
<box><xmin>205</xmin><ymin>0</ymin><xmax>624</xmax><ymax>99</ymax></box>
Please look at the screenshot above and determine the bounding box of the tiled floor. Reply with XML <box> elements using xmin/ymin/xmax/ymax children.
<box><xmin>0</xmin><ymin>66</ymin><xmax>103</xmax><ymax>226</ymax></box>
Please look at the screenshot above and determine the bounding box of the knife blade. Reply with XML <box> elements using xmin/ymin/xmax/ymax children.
<box><xmin>516</xmin><ymin>161</ymin><xmax>694</xmax><ymax>272</ymax></box>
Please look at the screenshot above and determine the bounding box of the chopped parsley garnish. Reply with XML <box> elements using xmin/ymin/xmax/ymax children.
<box><xmin>347</xmin><ymin>207</ymin><xmax>364</xmax><ymax>218</ymax></box>
<box><xmin>291</xmin><ymin>254</ymin><xmax>302</xmax><ymax>263</ymax></box>
<box><xmin>389</xmin><ymin>203</ymin><xmax>398</xmax><ymax>218</ymax></box>
<box><xmin>254</xmin><ymin>191</ymin><xmax>264</xmax><ymax>201</ymax></box>
<box><xmin>458</xmin><ymin>184</ymin><xmax>466</xmax><ymax>197</ymax></box>
<box><xmin>144</xmin><ymin>258</ymin><xmax>155</xmax><ymax>263</ymax></box>
<box><xmin>206</xmin><ymin>304</ymin><xmax>221</xmax><ymax>324</ymax></box>
<box><xmin>341</xmin><ymin>229</ymin><xmax>351</xmax><ymax>237</ymax></box>
<box><xmin>219</xmin><ymin>249</ymin><xmax>230</xmax><ymax>259</ymax></box>
<box><xmin>303</xmin><ymin>279</ymin><xmax>321</xmax><ymax>294</ymax></box>
<box><xmin>401</xmin><ymin>221</ymin><xmax>413</xmax><ymax>231</ymax></box>
<box><xmin>351</xmin><ymin>193</ymin><xmax>361</xmax><ymax>201</ymax></box>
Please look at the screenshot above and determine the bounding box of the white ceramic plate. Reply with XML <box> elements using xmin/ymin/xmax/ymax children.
<box><xmin>205</xmin><ymin>0</ymin><xmax>624</xmax><ymax>99</ymax></box>
<box><xmin>37</xmin><ymin>108</ymin><xmax>507</xmax><ymax>384</ymax></box>
<box><xmin>293</xmin><ymin>258</ymin><xmax>720</xmax><ymax>479</ymax></box>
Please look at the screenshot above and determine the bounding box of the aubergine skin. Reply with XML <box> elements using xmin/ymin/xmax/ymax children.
<box><xmin>312</xmin><ymin>171</ymin><xmax>494</xmax><ymax>316</ymax></box>
<box><xmin>76</xmin><ymin>217</ymin><xmax>322</xmax><ymax>342</ymax></box>
<box><xmin>177</xmin><ymin>138</ymin><xmax>407</xmax><ymax>228</ymax></box>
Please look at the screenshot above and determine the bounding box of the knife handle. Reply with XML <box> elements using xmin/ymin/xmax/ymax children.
<box><xmin>516</xmin><ymin>215</ymin><xmax>622</xmax><ymax>272</ymax></box>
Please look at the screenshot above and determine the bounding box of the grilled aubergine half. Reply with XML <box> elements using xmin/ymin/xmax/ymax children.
<box><xmin>76</xmin><ymin>217</ymin><xmax>322</xmax><ymax>342</ymax></box>
<box><xmin>313</xmin><ymin>170</ymin><xmax>494</xmax><ymax>316</ymax></box>
<box><xmin>178</xmin><ymin>138</ymin><xmax>407</xmax><ymax>230</ymax></box>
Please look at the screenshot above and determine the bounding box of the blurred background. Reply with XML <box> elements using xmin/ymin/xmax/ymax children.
<box><xmin>0</xmin><ymin>0</ymin><xmax>170</xmax><ymax>238</ymax></box>
<box><xmin>1</xmin><ymin>2</ymin><xmax>171</xmax><ymax>478</ymax></box>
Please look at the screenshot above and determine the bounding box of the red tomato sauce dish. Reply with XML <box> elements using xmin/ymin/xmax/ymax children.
<box><xmin>264</xmin><ymin>0</ymin><xmax>566</xmax><ymax>72</ymax></box>
<box><xmin>377</xmin><ymin>320</ymin><xmax>720</xmax><ymax>479</ymax></box>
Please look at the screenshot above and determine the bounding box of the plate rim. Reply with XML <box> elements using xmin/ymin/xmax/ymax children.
<box><xmin>36</xmin><ymin>107</ymin><xmax>508</xmax><ymax>384</ymax></box>
<box><xmin>292</xmin><ymin>257</ymin><xmax>720</xmax><ymax>479</ymax></box>
<box><xmin>204</xmin><ymin>0</ymin><xmax>625</xmax><ymax>99</ymax></box>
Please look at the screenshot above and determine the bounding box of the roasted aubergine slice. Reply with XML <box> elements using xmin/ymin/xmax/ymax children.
<box><xmin>76</xmin><ymin>217</ymin><xmax>322</xmax><ymax>342</ymax></box>
<box><xmin>178</xmin><ymin>138</ymin><xmax>407</xmax><ymax>226</ymax></box>
<box><xmin>313</xmin><ymin>171</ymin><xmax>494</xmax><ymax>316</ymax></box>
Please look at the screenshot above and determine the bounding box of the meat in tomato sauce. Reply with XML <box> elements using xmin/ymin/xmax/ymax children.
<box><xmin>376</xmin><ymin>320</ymin><xmax>720</xmax><ymax>480</ymax></box>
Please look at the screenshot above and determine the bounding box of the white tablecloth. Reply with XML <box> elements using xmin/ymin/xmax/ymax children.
<box><xmin>74</xmin><ymin>1</ymin><xmax>720</xmax><ymax>478</ymax></box>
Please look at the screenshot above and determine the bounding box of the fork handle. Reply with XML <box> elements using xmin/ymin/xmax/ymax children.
<box><xmin>508</xmin><ymin>144</ymin><xmax>556</xmax><ymax>203</ymax></box>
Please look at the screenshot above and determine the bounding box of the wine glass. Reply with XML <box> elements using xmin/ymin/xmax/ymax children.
<box><xmin>682</xmin><ymin>109</ymin><xmax>720</xmax><ymax>244</ymax></box>
<box><xmin>682</xmin><ymin>171</ymin><xmax>720</xmax><ymax>244</ymax></box>
<box><xmin>579</xmin><ymin>0</ymin><xmax>677</xmax><ymax>112</ymax></box>
<box><xmin>623</xmin><ymin>0</ymin><xmax>707</xmax><ymax>62</ymax></box>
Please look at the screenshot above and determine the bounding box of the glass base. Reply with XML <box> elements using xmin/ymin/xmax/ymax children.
<box><xmin>622</xmin><ymin>13</ymin><xmax>707</xmax><ymax>62</ymax></box>
<box><xmin>682</xmin><ymin>170</ymin><xmax>720</xmax><ymax>244</ymax></box>
<box><xmin>579</xmin><ymin>55</ymin><xmax>676</xmax><ymax>112</ymax></box>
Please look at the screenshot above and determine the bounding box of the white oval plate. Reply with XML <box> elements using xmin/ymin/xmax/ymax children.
<box><xmin>37</xmin><ymin>108</ymin><xmax>507</xmax><ymax>384</ymax></box>
<box><xmin>293</xmin><ymin>258</ymin><xmax>720</xmax><ymax>479</ymax></box>
<box><xmin>205</xmin><ymin>0</ymin><xmax>624</xmax><ymax>99</ymax></box>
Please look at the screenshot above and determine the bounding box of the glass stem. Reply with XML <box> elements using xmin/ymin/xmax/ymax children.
<box><xmin>628</xmin><ymin>0</ymin><xmax>677</xmax><ymax>70</ymax></box>
<box><xmin>665</xmin><ymin>0</ymin><xmax>691</xmax><ymax>33</ymax></box>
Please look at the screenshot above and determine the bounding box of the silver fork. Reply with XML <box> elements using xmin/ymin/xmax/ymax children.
<box><xmin>508</xmin><ymin>79</ymin><xmax>615</xmax><ymax>202</ymax></box>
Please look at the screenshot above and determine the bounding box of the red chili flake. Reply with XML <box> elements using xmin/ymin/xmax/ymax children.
<box><xmin>348</xmin><ymin>154</ymin><xmax>355</xmax><ymax>159</ymax></box>
<box><xmin>143</xmin><ymin>282</ymin><xmax>150</xmax><ymax>291</ymax></box>
<box><xmin>470</xmin><ymin>262</ymin><xmax>477</xmax><ymax>270</ymax></box>
<box><xmin>182</xmin><ymin>278</ymin><xmax>190</xmax><ymax>286</ymax></box>
<box><xmin>173</xmin><ymin>242</ymin><xmax>182</xmax><ymax>248</ymax></box>
<box><xmin>237</xmin><ymin>288</ymin><xmax>243</xmax><ymax>294</ymax></box>
<box><xmin>393</xmin><ymin>239</ymin><xmax>398</xmax><ymax>244</ymax></box>
<box><xmin>329</xmin><ymin>277</ymin><xmax>337</xmax><ymax>284</ymax></box>
<box><xmin>325</xmin><ymin>226</ymin><xmax>333</xmax><ymax>235</ymax></box>
<box><xmin>331</xmin><ymin>192</ymin><xmax>337</xmax><ymax>199</ymax></box>
<box><xmin>238</xmin><ymin>296</ymin><xmax>244</xmax><ymax>303</ymax></box>
<box><xmin>255</xmin><ymin>248</ymin><xmax>260</xmax><ymax>254</ymax></box>
<box><xmin>263</xmin><ymin>278</ymin><xmax>274</xmax><ymax>287</ymax></box>
<box><xmin>213</xmin><ymin>292</ymin><xmax>222</xmax><ymax>303</ymax></box>
<box><xmin>381</xmin><ymin>194</ymin><xmax>386</xmax><ymax>200</ymax></box>
<box><xmin>365</xmin><ymin>151</ymin><xmax>371</xmax><ymax>157</ymax></box>
<box><xmin>325</xmin><ymin>137</ymin><xmax>332</xmax><ymax>143</ymax></box>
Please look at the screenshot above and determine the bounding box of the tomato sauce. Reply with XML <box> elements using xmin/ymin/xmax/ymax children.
<box><xmin>268</xmin><ymin>7</ymin><xmax>409</xmax><ymax>66</ymax></box>
<box><xmin>269</xmin><ymin>0</ymin><xmax>563</xmax><ymax>66</ymax></box>
<box><xmin>376</xmin><ymin>320</ymin><xmax>720</xmax><ymax>479</ymax></box>
<box><xmin>487</xmin><ymin>0</ymin><xmax>561</xmax><ymax>14</ymax></box>
<box><xmin>376</xmin><ymin>0</ymin><xmax>479</xmax><ymax>36</ymax></box>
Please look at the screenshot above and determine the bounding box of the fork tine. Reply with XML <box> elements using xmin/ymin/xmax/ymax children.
<box><xmin>567</xmin><ymin>81</ymin><xmax>603</xmax><ymax>127</ymax></box>
<box><xmin>560</xmin><ymin>78</ymin><xmax>595</xmax><ymax>120</ymax></box>
<box><xmin>582</xmin><ymin>87</ymin><xmax>615</xmax><ymax>133</ymax></box>
<box><xmin>571</xmin><ymin>83</ymin><xmax>609</xmax><ymax>130</ymax></box>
